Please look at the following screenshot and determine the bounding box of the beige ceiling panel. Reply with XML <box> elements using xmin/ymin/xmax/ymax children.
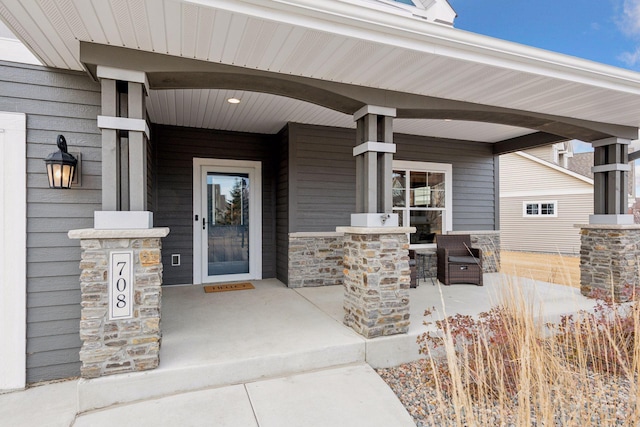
<box><xmin>220</xmin><ymin>13</ymin><xmax>248</xmax><ymax>65</ymax></box>
<box><xmin>208</xmin><ymin>8</ymin><xmax>233</xmax><ymax>61</ymax></box>
<box><xmin>0</xmin><ymin>1</ymin><xmax>56</xmax><ymax>66</ymax></box>
<box><xmin>110</xmin><ymin>0</ymin><xmax>138</xmax><ymax>49</ymax></box>
<box><xmin>90</xmin><ymin>0</ymin><xmax>123</xmax><ymax>49</ymax></box>
<box><xmin>180</xmin><ymin>2</ymin><xmax>198</xmax><ymax>58</ymax></box>
<box><xmin>255</xmin><ymin>23</ymin><xmax>293</xmax><ymax>70</ymax></box>
<box><xmin>6</xmin><ymin>0</ymin><xmax>76</xmax><ymax>68</ymax></box>
<box><xmin>163</xmin><ymin>0</ymin><xmax>181</xmax><ymax>54</ymax></box>
<box><xmin>268</xmin><ymin>26</ymin><xmax>313</xmax><ymax>73</ymax></box>
<box><xmin>193</xmin><ymin>6</ymin><xmax>215</xmax><ymax>60</ymax></box>
<box><xmin>72</xmin><ymin>0</ymin><xmax>107</xmax><ymax>43</ymax></box>
<box><xmin>145</xmin><ymin>0</ymin><xmax>167</xmax><ymax>53</ymax></box>
<box><xmin>128</xmin><ymin>0</ymin><xmax>153</xmax><ymax>51</ymax></box>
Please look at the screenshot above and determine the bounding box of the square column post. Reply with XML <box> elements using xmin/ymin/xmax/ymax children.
<box><xmin>590</xmin><ymin>137</ymin><xmax>633</xmax><ymax>225</ymax></box>
<box><xmin>352</xmin><ymin>105</ymin><xmax>398</xmax><ymax>227</ymax></box>
<box><xmin>96</xmin><ymin>67</ymin><xmax>152</xmax><ymax>229</ymax></box>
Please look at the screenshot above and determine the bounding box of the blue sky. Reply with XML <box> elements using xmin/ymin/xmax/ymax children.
<box><xmin>448</xmin><ymin>0</ymin><xmax>640</xmax><ymax>71</ymax></box>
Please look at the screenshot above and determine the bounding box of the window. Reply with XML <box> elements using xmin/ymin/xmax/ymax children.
<box><xmin>393</xmin><ymin>161</ymin><xmax>452</xmax><ymax>247</ymax></box>
<box><xmin>523</xmin><ymin>201</ymin><xmax>557</xmax><ymax>217</ymax></box>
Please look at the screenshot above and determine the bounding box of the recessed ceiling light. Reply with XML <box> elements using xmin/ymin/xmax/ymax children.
<box><xmin>227</xmin><ymin>98</ymin><xmax>241</xmax><ymax>104</ymax></box>
<box><xmin>444</xmin><ymin>119</ymin><xmax>452</xmax><ymax>122</ymax></box>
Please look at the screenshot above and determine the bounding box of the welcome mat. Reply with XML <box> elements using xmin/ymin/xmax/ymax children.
<box><xmin>204</xmin><ymin>282</ymin><xmax>255</xmax><ymax>293</ymax></box>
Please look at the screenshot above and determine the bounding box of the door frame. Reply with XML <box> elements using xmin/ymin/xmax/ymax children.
<box><xmin>193</xmin><ymin>158</ymin><xmax>262</xmax><ymax>284</ymax></box>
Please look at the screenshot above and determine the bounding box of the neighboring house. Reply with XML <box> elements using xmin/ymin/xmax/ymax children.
<box><xmin>1</xmin><ymin>0</ymin><xmax>640</xmax><ymax>390</ymax></box>
<box><xmin>500</xmin><ymin>143</ymin><xmax>593</xmax><ymax>255</ymax></box>
<box><xmin>500</xmin><ymin>142</ymin><xmax>636</xmax><ymax>255</ymax></box>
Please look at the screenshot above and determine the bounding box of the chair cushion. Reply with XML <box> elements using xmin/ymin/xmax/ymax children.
<box><xmin>448</xmin><ymin>256</ymin><xmax>478</xmax><ymax>264</ymax></box>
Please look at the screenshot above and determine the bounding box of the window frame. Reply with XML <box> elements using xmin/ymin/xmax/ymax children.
<box><xmin>522</xmin><ymin>200</ymin><xmax>558</xmax><ymax>218</ymax></box>
<box><xmin>392</xmin><ymin>160</ymin><xmax>453</xmax><ymax>249</ymax></box>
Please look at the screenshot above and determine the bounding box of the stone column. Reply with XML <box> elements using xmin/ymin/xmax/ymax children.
<box><xmin>579</xmin><ymin>225</ymin><xmax>640</xmax><ymax>302</ymax></box>
<box><xmin>339</xmin><ymin>227</ymin><xmax>414</xmax><ymax>338</ymax></box>
<box><xmin>69</xmin><ymin>228</ymin><xmax>169</xmax><ymax>379</ymax></box>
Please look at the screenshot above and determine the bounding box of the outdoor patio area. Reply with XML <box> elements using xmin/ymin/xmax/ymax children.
<box><xmin>76</xmin><ymin>273</ymin><xmax>600</xmax><ymax>413</ymax></box>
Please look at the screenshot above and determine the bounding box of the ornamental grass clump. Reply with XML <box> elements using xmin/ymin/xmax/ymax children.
<box><xmin>414</xmin><ymin>283</ymin><xmax>640</xmax><ymax>426</ymax></box>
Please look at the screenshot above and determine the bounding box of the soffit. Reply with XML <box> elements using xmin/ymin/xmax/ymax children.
<box><xmin>146</xmin><ymin>88</ymin><xmax>531</xmax><ymax>142</ymax></box>
<box><xmin>2</xmin><ymin>0</ymin><xmax>640</xmax><ymax>139</ymax></box>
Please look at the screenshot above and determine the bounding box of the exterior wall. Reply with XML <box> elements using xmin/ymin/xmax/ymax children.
<box><xmin>0</xmin><ymin>60</ymin><xmax>101</xmax><ymax>383</ymax></box>
<box><xmin>395</xmin><ymin>133</ymin><xmax>498</xmax><ymax>231</ymax></box>
<box><xmin>285</xmin><ymin>123</ymin><xmax>499</xmax><ymax>233</ymax></box>
<box><xmin>500</xmin><ymin>153</ymin><xmax>593</xmax><ymax>254</ymax></box>
<box><xmin>151</xmin><ymin>124</ymin><xmax>277</xmax><ymax>285</ymax></box>
<box><xmin>279</xmin><ymin>123</ymin><xmax>498</xmax><ymax>286</ymax></box>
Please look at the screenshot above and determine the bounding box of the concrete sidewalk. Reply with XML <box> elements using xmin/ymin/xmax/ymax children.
<box><xmin>1</xmin><ymin>364</ymin><xmax>414</xmax><ymax>427</ymax></box>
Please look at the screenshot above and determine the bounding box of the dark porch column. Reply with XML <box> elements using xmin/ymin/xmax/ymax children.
<box><xmin>590</xmin><ymin>137</ymin><xmax>633</xmax><ymax>225</ymax></box>
<box><xmin>352</xmin><ymin>105</ymin><xmax>398</xmax><ymax>227</ymax></box>
<box><xmin>96</xmin><ymin>67</ymin><xmax>152</xmax><ymax>229</ymax></box>
<box><xmin>580</xmin><ymin>137</ymin><xmax>637</xmax><ymax>301</ymax></box>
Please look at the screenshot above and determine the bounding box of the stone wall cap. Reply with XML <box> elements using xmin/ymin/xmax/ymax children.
<box><xmin>448</xmin><ymin>230</ymin><xmax>500</xmax><ymax>235</ymax></box>
<box><xmin>68</xmin><ymin>227</ymin><xmax>171</xmax><ymax>239</ymax></box>
<box><xmin>576</xmin><ymin>224</ymin><xmax>640</xmax><ymax>230</ymax></box>
<box><xmin>336</xmin><ymin>226</ymin><xmax>415</xmax><ymax>234</ymax></box>
<box><xmin>290</xmin><ymin>231</ymin><xmax>344</xmax><ymax>238</ymax></box>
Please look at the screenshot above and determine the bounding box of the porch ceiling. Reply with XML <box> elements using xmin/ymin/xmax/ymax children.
<box><xmin>2</xmin><ymin>0</ymin><xmax>640</xmax><ymax>146</ymax></box>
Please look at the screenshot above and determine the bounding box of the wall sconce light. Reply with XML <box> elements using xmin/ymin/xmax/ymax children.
<box><xmin>44</xmin><ymin>135</ymin><xmax>78</xmax><ymax>189</ymax></box>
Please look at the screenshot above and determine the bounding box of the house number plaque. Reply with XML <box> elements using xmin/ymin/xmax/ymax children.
<box><xmin>109</xmin><ymin>251</ymin><xmax>134</xmax><ymax>320</ymax></box>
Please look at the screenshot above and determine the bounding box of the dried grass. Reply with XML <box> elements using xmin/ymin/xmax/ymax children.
<box><xmin>414</xmin><ymin>280</ymin><xmax>639</xmax><ymax>426</ymax></box>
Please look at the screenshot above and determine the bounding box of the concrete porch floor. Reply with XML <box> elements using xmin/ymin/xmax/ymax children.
<box><xmin>1</xmin><ymin>273</ymin><xmax>599</xmax><ymax>426</ymax></box>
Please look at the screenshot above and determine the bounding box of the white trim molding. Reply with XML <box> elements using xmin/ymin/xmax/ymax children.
<box><xmin>0</xmin><ymin>112</ymin><xmax>27</xmax><ymax>391</ymax></box>
<box><xmin>96</xmin><ymin>66</ymin><xmax>149</xmax><ymax>93</ymax></box>
<box><xmin>353</xmin><ymin>105</ymin><xmax>397</xmax><ymax>121</ymax></box>
<box><xmin>97</xmin><ymin>116</ymin><xmax>150</xmax><ymax>139</ymax></box>
<box><xmin>353</xmin><ymin>141</ymin><xmax>397</xmax><ymax>156</ymax></box>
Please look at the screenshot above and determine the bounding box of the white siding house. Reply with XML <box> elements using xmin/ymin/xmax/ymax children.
<box><xmin>500</xmin><ymin>148</ymin><xmax>593</xmax><ymax>255</ymax></box>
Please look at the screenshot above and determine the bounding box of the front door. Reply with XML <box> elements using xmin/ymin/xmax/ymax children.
<box><xmin>194</xmin><ymin>159</ymin><xmax>262</xmax><ymax>284</ymax></box>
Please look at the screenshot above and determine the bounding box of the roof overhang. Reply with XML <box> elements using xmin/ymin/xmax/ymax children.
<box><xmin>2</xmin><ymin>0</ymin><xmax>640</xmax><ymax>148</ymax></box>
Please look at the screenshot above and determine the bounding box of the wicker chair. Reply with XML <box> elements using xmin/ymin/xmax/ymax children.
<box><xmin>436</xmin><ymin>234</ymin><xmax>483</xmax><ymax>286</ymax></box>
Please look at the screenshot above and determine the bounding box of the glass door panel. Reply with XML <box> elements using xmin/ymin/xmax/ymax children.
<box><xmin>205</xmin><ymin>172</ymin><xmax>250</xmax><ymax>277</ymax></box>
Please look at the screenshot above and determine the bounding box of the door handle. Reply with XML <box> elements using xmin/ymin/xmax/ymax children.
<box><xmin>203</xmin><ymin>217</ymin><xmax>206</xmax><ymax>230</ymax></box>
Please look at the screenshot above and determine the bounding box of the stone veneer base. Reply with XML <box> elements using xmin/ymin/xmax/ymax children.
<box><xmin>339</xmin><ymin>227</ymin><xmax>414</xmax><ymax>338</ymax></box>
<box><xmin>578</xmin><ymin>224</ymin><xmax>640</xmax><ymax>302</ymax></box>
<box><xmin>69</xmin><ymin>227</ymin><xmax>169</xmax><ymax>378</ymax></box>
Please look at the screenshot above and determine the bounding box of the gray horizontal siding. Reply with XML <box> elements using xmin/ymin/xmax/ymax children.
<box><xmin>0</xmin><ymin>60</ymin><xmax>101</xmax><ymax>383</ymax></box>
<box><xmin>152</xmin><ymin>124</ymin><xmax>277</xmax><ymax>285</ymax></box>
<box><xmin>395</xmin><ymin>133</ymin><xmax>497</xmax><ymax>231</ymax></box>
<box><xmin>287</xmin><ymin>123</ymin><xmax>498</xmax><ymax>233</ymax></box>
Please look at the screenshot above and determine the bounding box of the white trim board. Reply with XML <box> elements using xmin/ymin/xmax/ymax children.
<box><xmin>0</xmin><ymin>112</ymin><xmax>27</xmax><ymax>391</ymax></box>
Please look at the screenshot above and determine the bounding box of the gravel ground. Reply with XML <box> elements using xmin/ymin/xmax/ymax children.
<box><xmin>377</xmin><ymin>359</ymin><xmax>637</xmax><ymax>427</ymax></box>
